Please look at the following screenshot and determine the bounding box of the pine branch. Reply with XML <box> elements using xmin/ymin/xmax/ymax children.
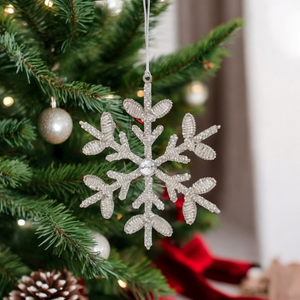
<box><xmin>0</xmin><ymin>157</ymin><xmax>32</xmax><ymax>188</ymax></box>
<box><xmin>0</xmin><ymin>32</ymin><xmax>129</xmax><ymax>126</ymax></box>
<box><xmin>0</xmin><ymin>49</ymin><xmax>43</xmax><ymax>118</ymax></box>
<box><xmin>52</xmin><ymin>0</ymin><xmax>95</xmax><ymax>51</ymax></box>
<box><xmin>28</xmin><ymin>161</ymin><xmax>117</xmax><ymax>201</ymax></box>
<box><xmin>122</xmin><ymin>248</ymin><xmax>173</xmax><ymax>299</ymax></box>
<box><xmin>121</xmin><ymin>19</ymin><xmax>243</xmax><ymax>94</ymax></box>
<box><xmin>86</xmin><ymin>248</ymin><xmax>173</xmax><ymax>299</ymax></box>
<box><xmin>80</xmin><ymin>0</ymin><xmax>168</xmax><ymax>87</ymax></box>
<box><xmin>57</xmin><ymin>4</ymin><xmax>110</xmax><ymax>78</ymax></box>
<box><xmin>3</xmin><ymin>0</ymin><xmax>94</xmax><ymax>55</ymax></box>
<box><xmin>0</xmin><ymin>118</ymin><xmax>36</xmax><ymax>149</ymax></box>
<box><xmin>0</xmin><ymin>9</ymin><xmax>17</xmax><ymax>36</ymax></box>
<box><xmin>0</xmin><ymin>245</ymin><xmax>30</xmax><ymax>297</ymax></box>
<box><xmin>27</xmin><ymin>132</ymin><xmax>144</xmax><ymax>201</ymax></box>
<box><xmin>0</xmin><ymin>190</ymin><xmax>171</xmax><ymax>299</ymax></box>
<box><xmin>99</xmin><ymin>0</ymin><xmax>167</xmax><ymax>63</ymax></box>
<box><xmin>8</xmin><ymin>0</ymin><xmax>49</xmax><ymax>42</ymax></box>
<box><xmin>25</xmin><ymin>161</ymin><xmax>146</xmax><ymax>236</ymax></box>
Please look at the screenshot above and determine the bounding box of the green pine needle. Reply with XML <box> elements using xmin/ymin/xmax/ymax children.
<box><xmin>51</xmin><ymin>0</ymin><xmax>95</xmax><ymax>51</ymax></box>
<box><xmin>0</xmin><ymin>189</ymin><xmax>172</xmax><ymax>298</ymax></box>
<box><xmin>0</xmin><ymin>118</ymin><xmax>36</xmax><ymax>149</ymax></box>
<box><xmin>121</xmin><ymin>19</ymin><xmax>243</xmax><ymax>94</ymax></box>
<box><xmin>0</xmin><ymin>32</ymin><xmax>123</xmax><ymax>113</ymax></box>
<box><xmin>0</xmin><ymin>157</ymin><xmax>32</xmax><ymax>188</ymax></box>
<box><xmin>0</xmin><ymin>245</ymin><xmax>31</xmax><ymax>296</ymax></box>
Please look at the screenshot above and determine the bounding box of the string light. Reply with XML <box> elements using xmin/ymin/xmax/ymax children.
<box><xmin>17</xmin><ymin>219</ymin><xmax>26</xmax><ymax>226</ymax></box>
<box><xmin>137</xmin><ymin>90</ymin><xmax>144</xmax><ymax>97</ymax></box>
<box><xmin>4</xmin><ymin>4</ymin><xmax>14</xmax><ymax>14</ymax></box>
<box><xmin>116</xmin><ymin>214</ymin><xmax>123</xmax><ymax>220</ymax></box>
<box><xmin>191</xmin><ymin>82</ymin><xmax>204</xmax><ymax>93</ymax></box>
<box><xmin>105</xmin><ymin>95</ymin><xmax>114</xmax><ymax>99</ymax></box>
<box><xmin>3</xmin><ymin>96</ymin><xmax>14</xmax><ymax>107</ymax></box>
<box><xmin>44</xmin><ymin>0</ymin><xmax>54</xmax><ymax>7</ymax></box>
<box><xmin>117</xmin><ymin>279</ymin><xmax>127</xmax><ymax>288</ymax></box>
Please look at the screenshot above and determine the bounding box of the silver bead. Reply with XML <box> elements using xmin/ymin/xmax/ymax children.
<box><xmin>38</xmin><ymin>108</ymin><xmax>73</xmax><ymax>144</ymax></box>
<box><xmin>139</xmin><ymin>159</ymin><xmax>156</xmax><ymax>176</ymax></box>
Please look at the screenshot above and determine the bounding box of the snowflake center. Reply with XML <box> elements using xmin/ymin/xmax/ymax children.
<box><xmin>139</xmin><ymin>159</ymin><xmax>156</xmax><ymax>176</ymax></box>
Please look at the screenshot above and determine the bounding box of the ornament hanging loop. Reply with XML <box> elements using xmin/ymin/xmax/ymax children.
<box><xmin>143</xmin><ymin>0</ymin><xmax>151</xmax><ymax>78</ymax></box>
<box><xmin>50</xmin><ymin>96</ymin><xmax>57</xmax><ymax>108</ymax></box>
<box><xmin>143</xmin><ymin>71</ymin><xmax>152</xmax><ymax>83</ymax></box>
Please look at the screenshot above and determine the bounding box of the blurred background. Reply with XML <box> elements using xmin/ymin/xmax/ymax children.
<box><xmin>147</xmin><ymin>0</ymin><xmax>300</xmax><ymax>283</ymax></box>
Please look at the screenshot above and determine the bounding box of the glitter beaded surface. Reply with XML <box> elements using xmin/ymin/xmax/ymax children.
<box><xmin>80</xmin><ymin>79</ymin><xmax>221</xmax><ymax>249</ymax></box>
<box><xmin>38</xmin><ymin>108</ymin><xmax>73</xmax><ymax>144</ymax></box>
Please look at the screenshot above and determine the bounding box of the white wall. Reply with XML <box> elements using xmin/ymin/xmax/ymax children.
<box><xmin>244</xmin><ymin>0</ymin><xmax>300</xmax><ymax>266</ymax></box>
<box><xmin>149</xmin><ymin>0</ymin><xmax>178</xmax><ymax>58</ymax></box>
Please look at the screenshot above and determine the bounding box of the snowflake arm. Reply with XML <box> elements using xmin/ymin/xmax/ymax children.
<box><xmin>79</xmin><ymin>174</ymin><xmax>118</xmax><ymax>219</ymax></box>
<box><xmin>132</xmin><ymin>124</ymin><xmax>164</xmax><ymax>145</ymax></box>
<box><xmin>107</xmin><ymin>169</ymin><xmax>141</xmax><ymax>200</ymax></box>
<box><xmin>155</xmin><ymin>170</ymin><xmax>191</xmax><ymax>202</ymax></box>
<box><xmin>132</xmin><ymin>176</ymin><xmax>164</xmax><ymax>211</ymax></box>
<box><xmin>80</xmin><ymin>168</ymin><xmax>141</xmax><ymax>217</ymax></box>
<box><xmin>155</xmin><ymin>170</ymin><xmax>220</xmax><ymax>224</ymax></box>
<box><xmin>155</xmin><ymin>114</ymin><xmax>220</xmax><ymax>167</ymax></box>
<box><xmin>154</xmin><ymin>134</ymin><xmax>190</xmax><ymax>166</ymax></box>
<box><xmin>106</xmin><ymin>132</ymin><xmax>142</xmax><ymax>164</ymax></box>
<box><xmin>125</xmin><ymin>175</ymin><xmax>172</xmax><ymax>250</ymax></box>
<box><xmin>80</xmin><ymin>113</ymin><xmax>141</xmax><ymax>165</ymax></box>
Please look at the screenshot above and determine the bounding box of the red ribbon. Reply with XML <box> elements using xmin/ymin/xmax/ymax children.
<box><xmin>155</xmin><ymin>236</ymin><xmax>267</xmax><ymax>300</ymax></box>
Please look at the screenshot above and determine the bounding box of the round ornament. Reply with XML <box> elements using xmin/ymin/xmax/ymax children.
<box><xmin>91</xmin><ymin>232</ymin><xmax>111</xmax><ymax>259</ymax></box>
<box><xmin>96</xmin><ymin>0</ymin><xmax>123</xmax><ymax>15</ymax></box>
<box><xmin>38</xmin><ymin>97</ymin><xmax>73</xmax><ymax>144</ymax></box>
<box><xmin>185</xmin><ymin>81</ymin><xmax>209</xmax><ymax>106</ymax></box>
<box><xmin>106</xmin><ymin>0</ymin><xmax>123</xmax><ymax>15</ymax></box>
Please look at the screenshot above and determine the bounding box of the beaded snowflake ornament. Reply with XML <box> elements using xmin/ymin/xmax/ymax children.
<box><xmin>79</xmin><ymin>74</ymin><xmax>220</xmax><ymax>249</ymax></box>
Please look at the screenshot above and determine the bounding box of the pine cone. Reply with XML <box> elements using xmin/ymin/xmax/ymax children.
<box><xmin>5</xmin><ymin>269</ymin><xmax>87</xmax><ymax>300</ymax></box>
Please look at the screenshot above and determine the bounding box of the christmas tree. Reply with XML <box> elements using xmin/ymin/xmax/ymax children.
<box><xmin>0</xmin><ymin>0</ymin><xmax>242</xmax><ymax>299</ymax></box>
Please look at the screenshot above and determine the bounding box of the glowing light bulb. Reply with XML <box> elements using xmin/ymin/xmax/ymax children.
<box><xmin>191</xmin><ymin>83</ymin><xmax>204</xmax><ymax>93</ymax></box>
<box><xmin>4</xmin><ymin>4</ymin><xmax>14</xmax><ymax>14</ymax></box>
<box><xmin>17</xmin><ymin>219</ymin><xmax>26</xmax><ymax>226</ymax></box>
<box><xmin>44</xmin><ymin>0</ymin><xmax>53</xmax><ymax>7</ymax></box>
<box><xmin>3</xmin><ymin>96</ymin><xmax>14</xmax><ymax>107</ymax></box>
<box><xmin>105</xmin><ymin>94</ymin><xmax>114</xmax><ymax>99</ymax></box>
<box><xmin>185</xmin><ymin>81</ymin><xmax>208</xmax><ymax>107</ymax></box>
<box><xmin>107</xmin><ymin>0</ymin><xmax>123</xmax><ymax>15</ymax></box>
<box><xmin>116</xmin><ymin>214</ymin><xmax>123</xmax><ymax>220</ymax></box>
<box><xmin>137</xmin><ymin>90</ymin><xmax>144</xmax><ymax>97</ymax></box>
<box><xmin>117</xmin><ymin>279</ymin><xmax>127</xmax><ymax>288</ymax></box>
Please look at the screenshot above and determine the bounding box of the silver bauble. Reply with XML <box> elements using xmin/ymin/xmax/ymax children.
<box><xmin>106</xmin><ymin>0</ymin><xmax>123</xmax><ymax>14</ymax></box>
<box><xmin>95</xmin><ymin>0</ymin><xmax>123</xmax><ymax>15</ymax></box>
<box><xmin>38</xmin><ymin>107</ymin><xmax>73</xmax><ymax>144</ymax></box>
<box><xmin>91</xmin><ymin>232</ymin><xmax>111</xmax><ymax>259</ymax></box>
<box><xmin>185</xmin><ymin>81</ymin><xmax>209</xmax><ymax>106</ymax></box>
